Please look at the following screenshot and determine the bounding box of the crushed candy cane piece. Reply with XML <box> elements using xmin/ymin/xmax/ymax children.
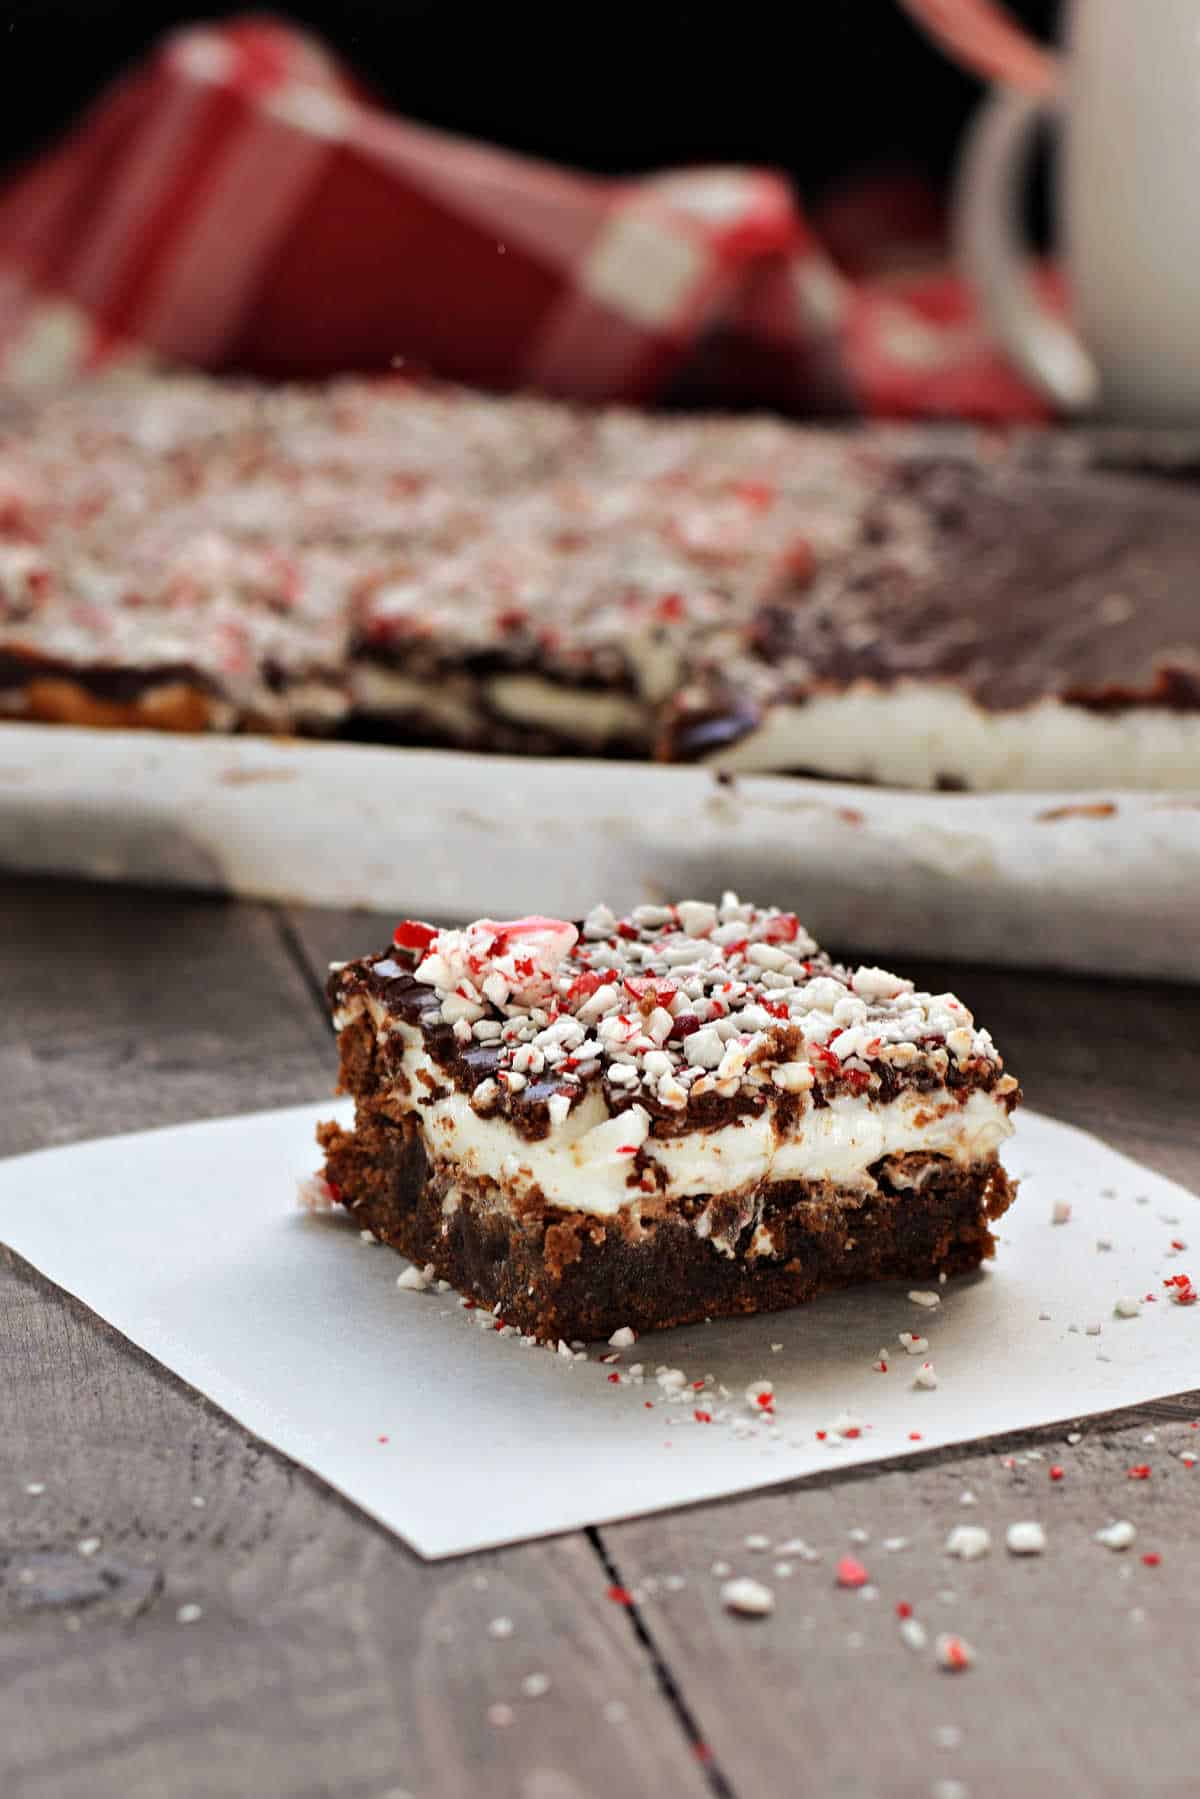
<box><xmin>396</xmin><ymin>1263</ymin><xmax>434</xmax><ymax>1292</ymax></box>
<box><xmin>945</xmin><ymin>1525</ymin><xmax>990</xmax><ymax>1561</ymax></box>
<box><xmin>935</xmin><ymin>1633</ymin><xmax>975</xmax><ymax>1672</ymax></box>
<box><xmin>1095</xmin><ymin>1520</ymin><xmax>1136</xmax><ymax>1551</ymax></box>
<box><xmin>1006</xmin><ymin>1521</ymin><xmax>1046</xmax><ymax>1555</ymax></box>
<box><xmin>296</xmin><ymin>1172</ymin><xmax>338</xmax><ymax>1212</ymax></box>
<box><xmin>721</xmin><ymin>1576</ymin><xmax>774</xmax><ymax>1616</ymax></box>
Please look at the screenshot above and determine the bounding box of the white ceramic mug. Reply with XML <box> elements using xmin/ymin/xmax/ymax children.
<box><xmin>909</xmin><ymin>0</ymin><xmax>1200</xmax><ymax>421</ymax></box>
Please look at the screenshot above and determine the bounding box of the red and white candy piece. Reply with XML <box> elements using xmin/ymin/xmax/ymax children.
<box><xmin>416</xmin><ymin>915</ymin><xmax>579</xmax><ymax>1005</ymax></box>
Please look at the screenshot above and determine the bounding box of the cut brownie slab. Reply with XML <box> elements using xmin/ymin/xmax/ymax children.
<box><xmin>319</xmin><ymin>898</ymin><xmax>1019</xmax><ymax>1341</ymax></box>
<box><xmin>0</xmin><ymin>373</ymin><xmax>578</xmax><ymax>734</ymax></box>
<box><xmin>5</xmin><ymin>371</ymin><xmax>1198</xmax><ymax>782</ymax></box>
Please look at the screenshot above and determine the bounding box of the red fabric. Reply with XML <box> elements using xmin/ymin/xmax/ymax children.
<box><xmin>0</xmin><ymin>16</ymin><xmax>1051</xmax><ymax>421</ymax></box>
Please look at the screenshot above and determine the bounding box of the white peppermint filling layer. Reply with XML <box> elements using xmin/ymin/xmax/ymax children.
<box><xmin>702</xmin><ymin>684</ymin><xmax>1200</xmax><ymax>791</ymax></box>
<box><xmin>485</xmin><ymin>673</ymin><xmax>649</xmax><ymax>746</ymax></box>
<box><xmin>349</xmin><ymin>1004</ymin><xmax>1012</xmax><ymax>1218</ymax></box>
<box><xmin>352</xmin><ymin>662</ymin><xmax>651</xmax><ymax>747</ymax></box>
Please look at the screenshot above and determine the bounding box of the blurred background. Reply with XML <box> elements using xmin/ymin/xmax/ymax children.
<box><xmin>0</xmin><ymin>0</ymin><xmax>1055</xmax><ymax>204</ymax></box>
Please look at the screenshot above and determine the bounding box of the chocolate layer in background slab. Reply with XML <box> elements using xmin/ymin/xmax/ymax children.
<box><xmin>2</xmin><ymin>371</ymin><xmax>1198</xmax><ymax>783</ymax></box>
<box><xmin>320</xmin><ymin>900</ymin><xmax>1019</xmax><ymax>1340</ymax></box>
<box><xmin>660</xmin><ymin>454</ymin><xmax>1200</xmax><ymax>787</ymax></box>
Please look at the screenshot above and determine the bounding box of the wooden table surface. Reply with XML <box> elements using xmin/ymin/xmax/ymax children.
<box><xmin>3</xmin><ymin>873</ymin><xmax>1199</xmax><ymax>1799</ymax></box>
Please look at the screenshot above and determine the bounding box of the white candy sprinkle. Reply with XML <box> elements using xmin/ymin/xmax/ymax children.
<box><xmin>1094</xmin><ymin>1520</ymin><xmax>1136</xmax><ymax>1551</ymax></box>
<box><xmin>521</xmin><ymin>1672</ymin><xmax>551</xmax><ymax>1698</ymax></box>
<box><xmin>396</xmin><ymin>1263</ymin><xmax>434</xmax><ymax>1292</ymax></box>
<box><xmin>771</xmin><ymin>1060</ymin><xmax>814</xmax><ymax>1092</ymax></box>
<box><xmin>488</xmin><ymin>1616</ymin><xmax>514</xmax><ymax>1639</ymax></box>
<box><xmin>1006</xmin><ymin>1521</ymin><xmax>1046</xmax><ymax>1555</ymax></box>
<box><xmin>744</xmin><ymin>1534</ymin><xmax>771</xmax><ymax>1552</ymax></box>
<box><xmin>908</xmin><ymin>1290</ymin><xmax>941</xmax><ymax>1309</ymax></box>
<box><xmin>24</xmin><ymin>1483</ymin><xmax>45</xmax><ymax>1496</ymax></box>
<box><xmin>176</xmin><ymin>1604</ymin><xmax>203</xmax><ymax>1624</ymax></box>
<box><xmin>547</xmin><ymin>1092</ymin><xmax>572</xmax><ymax>1128</ymax></box>
<box><xmin>899</xmin><ymin>1617</ymin><xmax>928</xmax><ymax>1651</ymax></box>
<box><xmin>677</xmin><ymin>900</ymin><xmax>718</xmax><ymax>938</ymax></box>
<box><xmin>77</xmin><ymin>1538</ymin><xmax>101</xmax><ymax>1558</ymax></box>
<box><xmin>721</xmin><ymin>1576</ymin><xmax>774</xmax><ymax>1616</ymax></box>
<box><xmin>945</xmin><ymin>1525</ymin><xmax>990</xmax><ymax>1561</ymax></box>
<box><xmin>913</xmin><ymin>1362</ymin><xmax>939</xmax><ymax>1389</ymax></box>
<box><xmin>683</xmin><ymin>1026</ymin><xmax>724</xmax><ymax>1069</ymax></box>
<box><xmin>1113</xmin><ymin>1296</ymin><xmax>1142</xmax><ymax>1318</ymax></box>
<box><xmin>608</xmin><ymin>1326</ymin><xmax>637</xmax><ymax>1349</ymax></box>
<box><xmin>851</xmin><ymin>965</ymin><xmax>910</xmax><ymax>1002</ymax></box>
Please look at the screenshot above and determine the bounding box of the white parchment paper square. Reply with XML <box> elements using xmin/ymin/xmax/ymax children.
<box><xmin>1</xmin><ymin>1103</ymin><xmax>1196</xmax><ymax>1558</ymax></box>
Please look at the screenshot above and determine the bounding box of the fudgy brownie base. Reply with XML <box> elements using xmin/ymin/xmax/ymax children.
<box><xmin>317</xmin><ymin>1102</ymin><xmax>1016</xmax><ymax>1343</ymax></box>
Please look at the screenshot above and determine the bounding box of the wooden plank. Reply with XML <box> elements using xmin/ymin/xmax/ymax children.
<box><xmin>0</xmin><ymin>876</ymin><xmax>333</xmax><ymax>1156</ymax></box>
<box><xmin>0</xmin><ymin>878</ymin><xmax>711</xmax><ymax>1799</ymax></box>
<box><xmin>599</xmin><ymin>1405</ymin><xmax>1200</xmax><ymax>1799</ymax></box>
<box><xmin>0</xmin><ymin>1246</ymin><xmax>712</xmax><ymax>1799</ymax></box>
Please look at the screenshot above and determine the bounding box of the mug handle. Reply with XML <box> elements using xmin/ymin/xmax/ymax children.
<box><xmin>897</xmin><ymin>0</ymin><xmax>1058</xmax><ymax>97</ymax></box>
<box><xmin>951</xmin><ymin>85</ymin><xmax>1100</xmax><ymax>413</ymax></box>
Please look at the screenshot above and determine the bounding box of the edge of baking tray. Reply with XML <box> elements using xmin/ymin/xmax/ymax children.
<box><xmin>1</xmin><ymin>723</ymin><xmax>1197</xmax><ymax>980</ymax></box>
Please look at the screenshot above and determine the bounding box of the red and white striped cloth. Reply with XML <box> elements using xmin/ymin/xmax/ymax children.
<box><xmin>0</xmin><ymin>14</ymin><xmax>1054</xmax><ymax>419</ymax></box>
